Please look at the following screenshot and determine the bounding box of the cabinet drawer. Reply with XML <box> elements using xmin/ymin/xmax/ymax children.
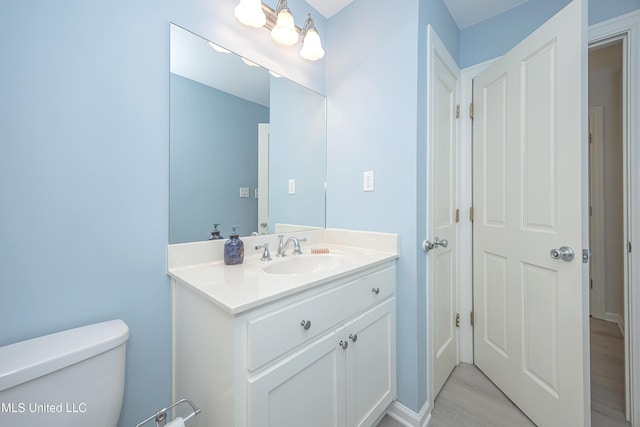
<box><xmin>247</xmin><ymin>266</ymin><xmax>395</xmax><ymax>371</ymax></box>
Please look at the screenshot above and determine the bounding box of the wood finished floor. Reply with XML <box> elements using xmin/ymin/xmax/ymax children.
<box><xmin>376</xmin><ymin>318</ymin><xmax>629</xmax><ymax>427</ymax></box>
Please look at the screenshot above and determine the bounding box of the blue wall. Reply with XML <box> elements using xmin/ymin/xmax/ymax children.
<box><xmin>0</xmin><ymin>1</ymin><xmax>325</xmax><ymax>426</ymax></box>
<box><xmin>269</xmin><ymin>77</ymin><xmax>327</xmax><ymax>232</ymax></box>
<box><xmin>170</xmin><ymin>74</ymin><xmax>268</xmax><ymax>242</ymax></box>
<box><xmin>460</xmin><ymin>0</ymin><xmax>571</xmax><ymax>67</ymax></box>
<box><xmin>2</xmin><ymin>0</ymin><xmax>639</xmax><ymax>425</ymax></box>
<box><xmin>590</xmin><ymin>0</ymin><xmax>640</xmax><ymax>25</ymax></box>
<box><xmin>325</xmin><ymin>0</ymin><xmax>460</xmax><ymax>413</ymax></box>
<box><xmin>460</xmin><ymin>0</ymin><xmax>640</xmax><ymax>68</ymax></box>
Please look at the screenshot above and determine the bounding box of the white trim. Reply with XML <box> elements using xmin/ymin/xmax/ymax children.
<box><xmin>589</xmin><ymin>10</ymin><xmax>640</xmax><ymax>425</ymax></box>
<box><xmin>588</xmin><ymin>105</ymin><xmax>606</xmax><ymax>320</ymax></box>
<box><xmin>457</xmin><ymin>58</ymin><xmax>494</xmax><ymax>364</ymax></box>
<box><xmin>604</xmin><ymin>312</ymin><xmax>626</xmax><ymax>336</ymax></box>
<box><xmin>386</xmin><ymin>400</ymin><xmax>432</xmax><ymax>427</ymax></box>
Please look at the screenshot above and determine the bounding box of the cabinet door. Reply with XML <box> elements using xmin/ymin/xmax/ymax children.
<box><xmin>345</xmin><ymin>298</ymin><xmax>396</xmax><ymax>427</ymax></box>
<box><xmin>247</xmin><ymin>328</ymin><xmax>346</xmax><ymax>427</ymax></box>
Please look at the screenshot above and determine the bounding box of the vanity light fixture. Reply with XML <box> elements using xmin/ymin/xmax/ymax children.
<box><xmin>234</xmin><ymin>0</ymin><xmax>266</xmax><ymax>28</ymax></box>
<box><xmin>233</xmin><ymin>0</ymin><xmax>325</xmax><ymax>61</ymax></box>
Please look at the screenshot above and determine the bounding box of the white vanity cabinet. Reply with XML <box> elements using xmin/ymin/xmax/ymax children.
<box><xmin>172</xmin><ymin>262</ymin><xmax>396</xmax><ymax>427</ymax></box>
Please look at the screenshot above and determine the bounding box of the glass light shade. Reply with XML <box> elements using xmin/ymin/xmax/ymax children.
<box><xmin>271</xmin><ymin>10</ymin><xmax>299</xmax><ymax>46</ymax></box>
<box><xmin>234</xmin><ymin>0</ymin><xmax>266</xmax><ymax>28</ymax></box>
<box><xmin>300</xmin><ymin>29</ymin><xmax>325</xmax><ymax>61</ymax></box>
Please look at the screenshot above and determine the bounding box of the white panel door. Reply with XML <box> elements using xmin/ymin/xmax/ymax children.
<box><xmin>430</xmin><ymin>45</ymin><xmax>459</xmax><ymax>397</ymax></box>
<box><xmin>473</xmin><ymin>1</ymin><xmax>588</xmax><ymax>426</ymax></box>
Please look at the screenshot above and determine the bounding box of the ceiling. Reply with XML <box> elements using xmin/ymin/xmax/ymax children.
<box><xmin>306</xmin><ymin>0</ymin><xmax>530</xmax><ymax>29</ymax></box>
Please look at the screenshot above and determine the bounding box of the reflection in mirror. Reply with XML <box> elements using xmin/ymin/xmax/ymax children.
<box><xmin>169</xmin><ymin>24</ymin><xmax>327</xmax><ymax>244</ymax></box>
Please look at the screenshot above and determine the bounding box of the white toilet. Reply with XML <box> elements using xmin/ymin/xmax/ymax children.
<box><xmin>0</xmin><ymin>319</ymin><xmax>129</xmax><ymax>427</ymax></box>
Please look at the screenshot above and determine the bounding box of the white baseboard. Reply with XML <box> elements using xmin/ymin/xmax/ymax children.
<box><xmin>604</xmin><ymin>312</ymin><xmax>625</xmax><ymax>336</ymax></box>
<box><xmin>385</xmin><ymin>400</ymin><xmax>432</xmax><ymax>427</ymax></box>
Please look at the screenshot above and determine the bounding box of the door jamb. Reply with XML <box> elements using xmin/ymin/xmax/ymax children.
<box><xmin>589</xmin><ymin>10</ymin><xmax>640</xmax><ymax>425</ymax></box>
<box><xmin>587</xmin><ymin>105</ymin><xmax>606</xmax><ymax>320</ymax></box>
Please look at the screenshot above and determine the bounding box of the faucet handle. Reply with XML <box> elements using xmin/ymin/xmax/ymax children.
<box><xmin>255</xmin><ymin>243</ymin><xmax>272</xmax><ymax>261</ymax></box>
<box><xmin>292</xmin><ymin>237</ymin><xmax>307</xmax><ymax>255</ymax></box>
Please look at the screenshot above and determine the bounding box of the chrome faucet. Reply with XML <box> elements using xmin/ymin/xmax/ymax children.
<box><xmin>276</xmin><ymin>235</ymin><xmax>307</xmax><ymax>257</ymax></box>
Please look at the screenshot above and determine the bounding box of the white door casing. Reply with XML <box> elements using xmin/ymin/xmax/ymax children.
<box><xmin>473</xmin><ymin>1</ymin><xmax>589</xmax><ymax>426</ymax></box>
<box><xmin>258</xmin><ymin>123</ymin><xmax>270</xmax><ymax>234</ymax></box>
<box><xmin>589</xmin><ymin>11</ymin><xmax>640</xmax><ymax>424</ymax></box>
<box><xmin>426</xmin><ymin>26</ymin><xmax>461</xmax><ymax>399</ymax></box>
<box><xmin>588</xmin><ymin>106</ymin><xmax>606</xmax><ymax>319</ymax></box>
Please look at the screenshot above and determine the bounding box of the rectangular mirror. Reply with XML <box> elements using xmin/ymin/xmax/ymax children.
<box><xmin>169</xmin><ymin>24</ymin><xmax>327</xmax><ymax>243</ymax></box>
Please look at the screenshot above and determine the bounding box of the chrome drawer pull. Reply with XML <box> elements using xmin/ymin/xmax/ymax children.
<box><xmin>300</xmin><ymin>320</ymin><xmax>311</xmax><ymax>330</ymax></box>
<box><xmin>339</xmin><ymin>340</ymin><xmax>349</xmax><ymax>350</ymax></box>
<box><xmin>349</xmin><ymin>333</ymin><xmax>358</xmax><ymax>342</ymax></box>
<box><xmin>371</xmin><ymin>287</ymin><xmax>380</xmax><ymax>295</ymax></box>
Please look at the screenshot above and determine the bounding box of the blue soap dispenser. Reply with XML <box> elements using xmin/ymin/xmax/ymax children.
<box><xmin>208</xmin><ymin>223</ymin><xmax>224</xmax><ymax>240</ymax></box>
<box><xmin>224</xmin><ymin>225</ymin><xmax>244</xmax><ymax>265</ymax></box>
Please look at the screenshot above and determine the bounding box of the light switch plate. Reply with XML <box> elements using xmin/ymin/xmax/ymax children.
<box><xmin>288</xmin><ymin>179</ymin><xmax>296</xmax><ymax>195</ymax></box>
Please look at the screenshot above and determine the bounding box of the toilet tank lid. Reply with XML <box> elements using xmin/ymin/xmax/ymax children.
<box><xmin>0</xmin><ymin>319</ymin><xmax>129</xmax><ymax>392</ymax></box>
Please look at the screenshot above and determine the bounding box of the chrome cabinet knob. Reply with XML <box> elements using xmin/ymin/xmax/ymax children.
<box><xmin>349</xmin><ymin>333</ymin><xmax>358</xmax><ymax>342</ymax></box>
<box><xmin>339</xmin><ymin>340</ymin><xmax>348</xmax><ymax>350</ymax></box>
<box><xmin>371</xmin><ymin>287</ymin><xmax>380</xmax><ymax>295</ymax></box>
<box><xmin>300</xmin><ymin>320</ymin><xmax>311</xmax><ymax>330</ymax></box>
<box><xmin>550</xmin><ymin>246</ymin><xmax>575</xmax><ymax>262</ymax></box>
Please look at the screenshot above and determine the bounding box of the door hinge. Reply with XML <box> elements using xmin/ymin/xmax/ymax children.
<box><xmin>469</xmin><ymin>103</ymin><xmax>475</xmax><ymax>119</ymax></box>
<box><xmin>470</xmin><ymin>311</ymin><xmax>474</xmax><ymax>326</ymax></box>
<box><xmin>469</xmin><ymin>207</ymin><xmax>475</xmax><ymax>222</ymax></box>
<box><xmin>590</xmin><ymin>279</ymin><xmax>593</xmax><ymax>289</ymax></box>
<box><xmin>456</xmin><ymin>104</ymin><xmax>460</xmax><ymax>119</ymax></box>
<box><xmin>455</xmin><ymin>208</ymin><xmax>460</xmax><ymax>223</ymax></box>
<box><xmin>589</xmin><ymin>206</ymin><xmax>592</xmax><ymax>216</ymax></box>
<box><xmin>629</xmin><ymin>241</ymin><xmax>632</xmax><ymax>253</ymax></box>
<box><xmin>455</xmin><ymin>313</ymin><xmax>460</xmax><ymax>328</ymax></box>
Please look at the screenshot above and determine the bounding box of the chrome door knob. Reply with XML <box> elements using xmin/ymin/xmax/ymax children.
<box><xmin>339</xmin><ymin>340</ymin><xmax>348</xmax><ymax>350</ymax></box>
<box><xmin>423</xmin><ymin>237</ymin><xmax>448</xmax><ymax>252</ymax></box>
<box><xmin>435</xmin><ymin>238</ymin><xmax>448</xmax><ymax>248</ymax></box>
<box><xmin>550</xmin><ymin>246</ymin><xmax>575</xmax><ymax>262</ymax></box>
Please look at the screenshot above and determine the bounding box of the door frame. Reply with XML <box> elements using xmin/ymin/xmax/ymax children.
<box><xmin>589</xmin><ymin>12</ymin><xmax>640</xmax><ymax>423</ymax></box>
<box><xmin>455</xmin><ymin>9</ymin><xmax>640</xmax><ymax>425</ymax></box>
<box><xmin>588</xmin><ymin>105</ymin><xmax>606</xmax><ymax>320</ymax></box>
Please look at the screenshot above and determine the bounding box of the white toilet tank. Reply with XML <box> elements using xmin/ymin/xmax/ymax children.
<box><xmin>0</xmin><ymin>319</ymin><xmax>129</xmax><ymax>427</ymax></box>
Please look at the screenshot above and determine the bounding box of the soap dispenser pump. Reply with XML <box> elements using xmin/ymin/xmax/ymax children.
<box><xmin>208</xmin><ymin>223</ymin><xmax>224</xmax><ymax>240</ymax></box>
<box><xmin>224</xmin><ymin>225</ymin><xmax>244</xmax><ymax>265</ymax></box>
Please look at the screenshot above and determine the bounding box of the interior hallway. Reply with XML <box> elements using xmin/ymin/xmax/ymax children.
<box><xmin>376</xmin><ymin>318</ymin><xmax>629</xmax><ymax>427</ymax></box>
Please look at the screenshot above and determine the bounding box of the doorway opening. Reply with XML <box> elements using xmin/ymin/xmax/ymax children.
<box><xmin>588</xmin><ymin>38</ymin><xmax>631</xmax><ymax>425</ymax></box>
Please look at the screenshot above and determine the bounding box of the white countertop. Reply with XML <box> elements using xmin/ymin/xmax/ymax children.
<box><xmin>167</xmin><ymin>229</ymin><xmax>399</xmax><ymax>315</ymax></box>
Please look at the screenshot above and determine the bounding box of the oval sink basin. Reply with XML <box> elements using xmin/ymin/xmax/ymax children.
<box><xmin>264</xmin><ymin>254</ymin><xmax>346</xmax><ymax>275</ymax></box>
